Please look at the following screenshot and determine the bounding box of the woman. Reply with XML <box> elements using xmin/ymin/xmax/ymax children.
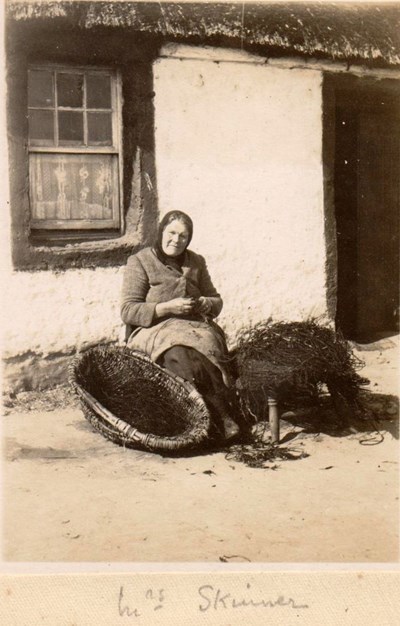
<box><xmin>121</xmin><ymin>210</ymin><xmax>240</xmax><ymax>440</ymax></box>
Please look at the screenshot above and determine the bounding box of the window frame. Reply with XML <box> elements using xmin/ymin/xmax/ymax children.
<box><xmin>27</xmin><ymin>63</ymin><xmax>123</xmax><ymax>232</ymax></box>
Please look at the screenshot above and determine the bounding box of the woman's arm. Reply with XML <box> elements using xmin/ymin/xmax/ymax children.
<box><xmin>120</xmin><ymin>256</ymin><xmax>157</xmax><ymax>327</ymax></box>
<box><xmin>197</xmin><ymin>255</ymin><xmax>223</xmax><ymax>318</ymax></box>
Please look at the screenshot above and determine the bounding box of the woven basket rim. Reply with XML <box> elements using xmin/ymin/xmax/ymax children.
<box><xmin>69</xmin><ymin>344</ymin><xmax>211</xmax><ymax>452</ymax></box>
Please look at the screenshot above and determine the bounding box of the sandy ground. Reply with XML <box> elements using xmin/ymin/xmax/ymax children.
<box><xmin>2</xmin><ymin>337</ymin><xmax>399</xmax><ymax>563</ymax></box>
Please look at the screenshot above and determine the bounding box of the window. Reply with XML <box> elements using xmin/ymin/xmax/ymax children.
<box><xmin>28</xmin><ymin>66</ymin><xmax>122</xmax><ymax>232</ymax></box>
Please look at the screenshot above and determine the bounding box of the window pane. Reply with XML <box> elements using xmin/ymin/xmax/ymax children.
<box><xmin>30</xmin><ymin>153</ymin><xmax>118</xmax><ymax>221</ymax></box>
<box><xmin>86</xmin><ymin>74</ymin><xmax>112</xmax><ymax>109</ymax></box>
<box><xmin>28</xmin><ymin>110</ymin><xmax>54</xmax><ymax>141</ymax></box>
<box><xmin>57</xmin><ymin>73</ymin><xmax>83</xmax><ymax>108</ymax></box>
<box><xmin>28</xmin><ymin>70</ymin><xmax>54</xmax><ymax>107</ymax></box>
<box><xmin>88</xmin><ymin>112</ymin><xmax>112</xmax><ymax>145</ymax></box>
<box><xmin>58</xmin><ymin>111</ymin><xmax>84</xmax><ymax>144</ymax></box>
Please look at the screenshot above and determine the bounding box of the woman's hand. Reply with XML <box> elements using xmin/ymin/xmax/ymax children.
<box><xmin>155</xmin><ymin>297</ymin><xmax>194</xmax><ymax>318</ymax></box>
<box><xmin>196</xmin><ymin>296</ymin><xmax>212</xmax><ymax>314</ymax></box>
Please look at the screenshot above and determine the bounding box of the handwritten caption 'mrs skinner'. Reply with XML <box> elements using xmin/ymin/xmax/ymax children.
<box><xmin>118</xmin><ymin>583</ymin><xmax>309</xmax><ymax>618</ymax></box>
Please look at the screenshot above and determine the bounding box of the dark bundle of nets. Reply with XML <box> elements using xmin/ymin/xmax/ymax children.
<box><xmin>234</xmin><ymin>319</ymin><xmax>368</xmax><ymax>421</ymax></box>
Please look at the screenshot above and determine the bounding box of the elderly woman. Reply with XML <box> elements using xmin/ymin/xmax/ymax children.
<box><xmin>121</xmin><ymin>210</ymin><xmax>240</xmax><ymax>441</ymax></box>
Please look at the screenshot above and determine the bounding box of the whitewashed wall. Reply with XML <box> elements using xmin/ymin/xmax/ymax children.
<box><xmin>154</xmin><ymin>47</ymin><xmax>328</xmax><ymax>341</ymax></box>
<box><xmin>3</xmin><ymin>268</ymin><xmax>123</xmax><ymax>359</ymax></box>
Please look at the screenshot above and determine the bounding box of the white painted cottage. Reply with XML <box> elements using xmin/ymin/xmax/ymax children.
<box><xmin>3</xmin><ymin>1</ymin><xmax>400</xmax><ymax>391</ymax></box>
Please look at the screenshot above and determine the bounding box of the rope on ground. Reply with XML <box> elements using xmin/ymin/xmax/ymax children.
<box><xmin>358</xmin><ymin>421</ymin><xmax>385</xmax><ymax>446</ymax></box>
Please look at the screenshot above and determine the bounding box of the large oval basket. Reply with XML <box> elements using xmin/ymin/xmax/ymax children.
<box><xmin>69</xmin><ymin>345</ymin><xmax>211</xmax><ymax>453</ymax></box>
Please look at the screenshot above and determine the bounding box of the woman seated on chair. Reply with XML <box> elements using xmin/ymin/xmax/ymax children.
<box><xmin>120</xmin><ymin>210</ymin><xmax>240</xmax><ymax>441</ymax></box>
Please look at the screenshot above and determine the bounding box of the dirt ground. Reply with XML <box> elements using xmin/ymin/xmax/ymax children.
<box><xmin>2</xmin><ymin>337</ymin><xmax>399</xmax><ymax>563</ymax></box>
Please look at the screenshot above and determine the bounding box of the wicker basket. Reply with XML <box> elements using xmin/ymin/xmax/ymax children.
<box><xmin>69</xmin><ymin>345</ymin><xmax>211</xmax><ymax>453</ymax></box>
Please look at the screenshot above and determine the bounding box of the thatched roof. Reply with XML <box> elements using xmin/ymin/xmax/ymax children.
<box><xmin>7</xmin><ymin>1</ymin><xmax>400</xmax><ymax>67</ymax></box>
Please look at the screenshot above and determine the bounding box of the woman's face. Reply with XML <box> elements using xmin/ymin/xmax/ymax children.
<box><xmin>161</xmin><ymin>219</ymin><xmax>190</xmax><ymax>257</ymax></box>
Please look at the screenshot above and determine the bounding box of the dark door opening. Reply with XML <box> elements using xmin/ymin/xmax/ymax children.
<box><xmin>330</xmin><ymin>75</ymin><xmax>400</xmax><ymax>341</ymax></box>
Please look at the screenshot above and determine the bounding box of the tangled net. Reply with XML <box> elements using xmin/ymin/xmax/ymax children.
<box><xmin>234</xmin><ymin>319</ymin><xmax>368</xmax><ymax>421</ymax></box>
<box><xmin>225</xmin><ymin>442</ymin><xmax>309</xmax><ymax>469</ymax></box>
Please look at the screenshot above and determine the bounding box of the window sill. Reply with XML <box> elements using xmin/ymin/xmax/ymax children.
<box><xmin>14</xmin><ymin>228</ymin><xmax>145</xmax><ymax>272</ymax></box>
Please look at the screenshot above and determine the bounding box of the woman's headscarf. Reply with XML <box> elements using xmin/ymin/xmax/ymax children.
<box><xmin>153</xmin><ymin>210</ymin><xmax>193</xmax><ymax>271</ymax></box>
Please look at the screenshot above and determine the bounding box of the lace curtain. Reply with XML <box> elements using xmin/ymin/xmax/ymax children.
<box><xmin>30</xmin><ymin>153</ymin><xmax>117</xmax><ymax>221</ymax></box>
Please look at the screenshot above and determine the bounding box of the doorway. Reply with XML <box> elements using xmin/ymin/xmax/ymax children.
<box><xmin>327</xmin><ymin>74</ymin><xmax>400</xmax><ymax>341</ymax></box>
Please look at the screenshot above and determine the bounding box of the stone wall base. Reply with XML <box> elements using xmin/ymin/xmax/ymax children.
<box><xmin>3</xmin><ymin>344</ymin><xmax>115</xmax><ymax>394</ymax></box>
